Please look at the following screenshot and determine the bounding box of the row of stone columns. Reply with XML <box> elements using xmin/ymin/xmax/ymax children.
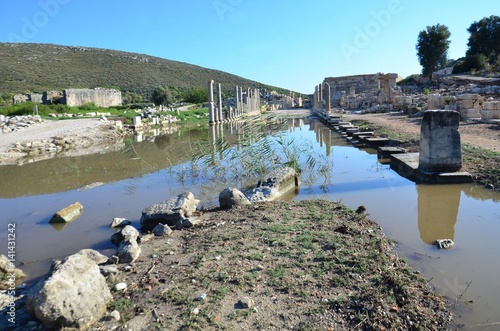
<box><xmin>313</xmin><ymin>82</ymin><xmax>331</xmax><ymax>112</ymax></box>
<box><xmin>208</xmin><ymin>80</ymin><xmax>260</xmax><ymax>125</ymax></box>
<box><xmin>208</xmin><ymin>80</ymin><xmax>224</xmax><ymax>124</ymax></box>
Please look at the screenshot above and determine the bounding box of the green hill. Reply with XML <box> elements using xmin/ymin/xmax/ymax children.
<box><xmin>0</xmin><ymin>43</ymin><xmax>291</xmax><ymax>101</ymax></box>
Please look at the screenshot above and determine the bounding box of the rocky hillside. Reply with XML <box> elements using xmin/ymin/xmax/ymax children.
<box><xmin>0</xmin><ymin>43</ymin><xmax>290</xmax><ymax>99</ymax></box>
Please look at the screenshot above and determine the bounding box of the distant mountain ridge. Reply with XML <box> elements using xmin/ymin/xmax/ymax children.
<box><xmin>0</xmin><ymin>43</ymin><xmax>291</xmax><ymax>100</ymax></box>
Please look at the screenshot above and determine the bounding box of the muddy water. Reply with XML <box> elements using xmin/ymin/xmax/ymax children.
<box><xmin>0</xmin><ymin>115</ymin><xmax>498</xmax><ymax>328</ymax></box>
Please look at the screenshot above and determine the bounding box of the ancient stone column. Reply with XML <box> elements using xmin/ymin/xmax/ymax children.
<box><xmin>217</xmin><ymin>83</ymin><xmax>223</xmax><ymax>122</ymax></box>
<box><xmin>323</xmin><ymin>82</ymin><xmax>331</xmax><ymax>112</ymax></box>
<box><xmin>235</xmin><ymin>86</ymin><xmax>240</xmax><ymax>118</ymax></box>
<box><xmin>319</xmin><ymin>83</ymin><xmax>323</xmax><ymax>109</ymax></box>
<box><xmin>256</xmin><ymin>89</ymin><xmax>259</xmax><ymax>111</ymax></box>
<box><xmin>247</xmin><ymin>88</ymin><xmax>251</xmax><ymax>113</ymax></box>
<box><xmin>314</xmin><ymin>85</ymin><xmax>319</xmax><ymax>109</ymax></box>
<box><xmin>240</xmin><ymin>87</ymin><xmax>244</xmax><ymax>114</ymax></box>
<box><xmin>418</xmin><ymin>110</ymin><xmax>462</xmax><ymax>172</ymax></box>
<box><xmin>208</xmin><ymin>80</ymin><xmax>215</xmax><ymax>124</ymax></box>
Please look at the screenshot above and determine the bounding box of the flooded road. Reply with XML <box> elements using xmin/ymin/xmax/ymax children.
<box><xmin>0</xmin><ymin>114</ymin><xmax>498</xmax><ymax>329</ymax></box>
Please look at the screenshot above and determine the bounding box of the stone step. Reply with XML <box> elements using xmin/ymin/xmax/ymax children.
<box><xmin>346</xmin><ymin>128</ymin><xmax>359</xmax><ymax>136</ymax></box>
<box><xmin>377</xmin><ymin>146</ymin><xmax>406</xmax><ymax>159</ymax></box>
<box><xmin>364</xmin><ymin>137</ymin><xmax>390</xmax><ymax>147</ymax></box>
<box><xmin>352</xmin><ymin>131</ymin><xmax>374</xmax><ymax>138</ymax></box>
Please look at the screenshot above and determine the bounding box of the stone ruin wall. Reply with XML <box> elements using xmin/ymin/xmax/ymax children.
<box><xmin>324</xmin><ymin>74</ymin><xmax>381</xmax><ymax>98</ymax></box>
<box><xmin>315</xmin><ymin>73</ymin><xmax>399</xmax><ymax>110</ymax></box>
<box><xmin>12</xmin><ymin>88</ymin><xmax>122</xmax><ymax>108</ymax></box>
<box><xmin>64</xmin><ymin>88</ymin><xmax>122</xmax><ymax>108</ymax></box>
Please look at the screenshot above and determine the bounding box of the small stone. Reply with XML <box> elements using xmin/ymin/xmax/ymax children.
<box><xmin>152</xmin><ymin>223</ymin><xmax>173</xmax><ymax>237</ymax></box>
<box><xmin>110</xmin><ymin>218</ymin><xmax>131</xmax><ymax>229</ymax></box>
<box><xmin>195</xmin><ymin>293</ymin><xmax>206</xmax><ymax>301</ymax></box>
<box><xmin>100</xmin><ymin>265</ymin><xmax>119</xmax><ymax>276</ymax></box>
<box><xmin>239</xmin><ymin>296</ymin><xmax>254</xmax><ymax>309</ymax></box>
<box><xmin>215</xmin><ymin>256</ymin><xmax>221</xmax><ymax>261</ymax></box>
<box><xmin>114</xmin><ymin>282</ymin><xmax>127</xmax><ymax>291</ymax></box>
<box><xmin>110</xmin><ymin>310</ymin><xmax>120</xmax><ymax>321</ymax></box>
<box><xmin>106</xmin><ymin>273</ymin><xmax>117</xmax><ymax>284</ymax></box>
<box><xmin>191</xmin><ymin>307</ymin><xmax>199</xmax><ymax>315</ymax></box>
<box><xmin>121</xmin><ymin>225</ymin><xmax>139</xmax><ymax>241</ymax></box>
<box><xmin>435</xmin><ymin>239</ymin><xmax>454</xmax><ymax>249</ymax></box>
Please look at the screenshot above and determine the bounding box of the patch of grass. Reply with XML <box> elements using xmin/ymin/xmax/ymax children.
<box><xmin>111</xmin><ymin>298</ymin><xmax>132</xmax><ymax>312</ymax></box>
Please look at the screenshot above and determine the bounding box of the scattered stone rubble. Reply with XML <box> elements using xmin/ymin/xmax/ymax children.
<box><xmin>313</xmin><ymin>74</ymin><xmax>500</xmax><ymax>121</ymax></box>
<box><xmin>0</xmin><ymin>114</ymin><xmax>44</xmax><ymax>134</ymax></box>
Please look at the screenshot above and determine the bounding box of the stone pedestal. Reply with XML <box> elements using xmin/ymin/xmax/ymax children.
<box><xmin>418</xmin><ymin>110</ymin><xmax>462</xmax><ymax>172</ymax></box>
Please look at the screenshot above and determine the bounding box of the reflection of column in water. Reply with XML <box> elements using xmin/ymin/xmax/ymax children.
<box><xmin>216</xmin><ymin>124</ymin><xmax>224</xmax><ymax>160</ymax></box>
<box><xmin>326</xmin><ymin>129</ymin><xmax>331</xmax><ymax>157</ymax></box>
<box><xmin>209</xmin><ymin>124</ymin><xmax>217</xmax><ymax>164</ymax></box>
<box><xmin>315</xmin><ymin>121</ymin><xmax>320</xmax><ymax>143</ymax></box>
<box><xmin>417</xmin><ymin>184</ymin><xmax>461</xmax><ymax>245</ymax></box>
<box><xmin>319</xmin><ymin>127</ymin><xmax>324</xmax><ymax>148</ymax></box>
<box><xmin>134</xmin><ymin>132</ymin><xmax>143</xmax><ymax>143</ymax></box>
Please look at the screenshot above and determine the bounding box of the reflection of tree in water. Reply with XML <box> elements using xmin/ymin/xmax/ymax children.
<box><xmin>417</xmin><ymin>184</ymin><xmax>461</xmax><ymax>245</ymax></box>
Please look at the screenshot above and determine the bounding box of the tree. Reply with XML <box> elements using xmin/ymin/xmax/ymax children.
<box><xmin>467</xmin><ymin>15</ymin><xmax>500</xmax><ymax>59</ymax></box>
<box><xmin>151</xmin><ymin>86</ymin><xmax>174</xmax><ymax>108</ymax></box>
<box><xmin>183</xmin><ymin>87</ymin><xmax>208</xmax><ymax>104</ymax></box>
<box><xmin>463</xmin><ymin>15</ymin><xmax>500</xmax><ymax>72</ymax></box>
<box><xmin>416</xmin><ymin>24</ymin><xmax>451</xmax><ymax>78</ymax></box>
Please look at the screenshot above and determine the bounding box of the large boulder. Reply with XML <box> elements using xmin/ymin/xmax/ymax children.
<box><xmin>246</xmin><ymin>167</ymin><xmax>301</xmax><ymax>202</ymax></box>
<box><xmin>219</xmin><ymin>187</ymin><xmax>251</xmax><ymax>209</ymax></box>
<box><xmin>140</xmin><ymin>192</ymin><xmax>200</xmax><ymax>230</ymax></box>
<box><xmin>26</xmin><ymin>249</ymin><xmax>111</xmax><ymax>330</ymax></box>
<box><xmin>0</xmin><ymin>254</ymin><xmax>25</xmax><ymax>290</ymax></box>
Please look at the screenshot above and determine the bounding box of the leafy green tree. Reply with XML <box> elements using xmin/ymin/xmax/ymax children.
<box><xmin>151</xmin><ymin>86</ymin><xmax>174</xmax><ymax>107</ymax></box>
<box><xmin>416</xmin><ymin>24</ymin><xmax>451</xmax><ymax>78</ymax></box>
<box><xmin>466</xmin><ymin>15</ymin><xmax>500</xmax><ymax>60</ymax></box>
<box><xmin>183</xmin><ymin>87</ymin><xmax>208</xmax><ymax>104</ymax></box>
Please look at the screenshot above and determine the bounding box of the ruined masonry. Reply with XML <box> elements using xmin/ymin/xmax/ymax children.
<box><xmin>13</xmin><ymin>88</ymin><xmax>122</xmax><ymax>108</ymax></box>
<box><xmin>418</xmin><ymin>110</ymin><xmax>462</xmax><ymax>172</ymax></box>
<box><xmin>313</xmin><ymin>73</ymin><xmax>399</xmax><ymax>111</ymax></box>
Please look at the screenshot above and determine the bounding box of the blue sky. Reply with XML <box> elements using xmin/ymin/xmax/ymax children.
<box><xmin>0</xmin><ymin>1</ymin><xmax>498</xmax><ymax>94</ymax></box>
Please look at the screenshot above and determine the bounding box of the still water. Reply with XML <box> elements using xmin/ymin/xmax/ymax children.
<box><xmin>0</xmin><ymin>113</ymin><xmax>498</xmax><ymax>328</ymax></box>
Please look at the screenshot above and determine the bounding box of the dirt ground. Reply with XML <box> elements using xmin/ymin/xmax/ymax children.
<box><xmin>91</xmin><ymin>200</ymin><xmax>451</xmax><ymax>331</ymax></box>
